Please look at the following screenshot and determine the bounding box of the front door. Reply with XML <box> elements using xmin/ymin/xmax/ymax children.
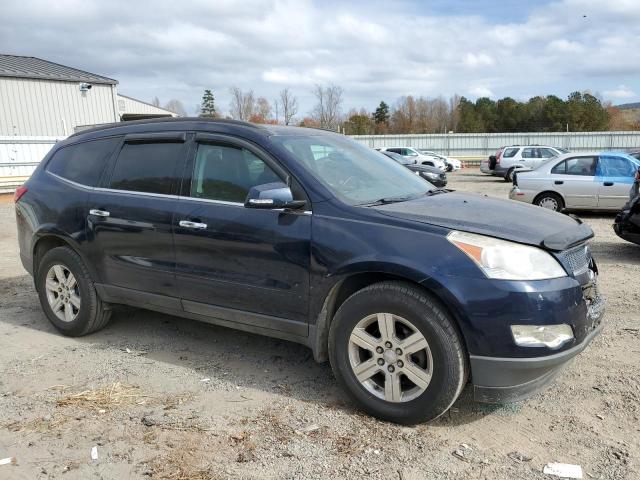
<box><xmin>173</xmin><ymin>134</ymin><xmax>311</xmax><ymax>336</ymax></box>
<box><xmin>596</xmin><ymin>155</ymin><xmax>637</xmax><ymax>209</ymax></box>
<box><xmin>86</xmin><ymin>133</ymin><xmax>187</xmax><ymax>303</ymax></box>
<box><xmin>549</xmin><ymin>156</ymin><xmax>599</xmax><ymax>208</ymax></box>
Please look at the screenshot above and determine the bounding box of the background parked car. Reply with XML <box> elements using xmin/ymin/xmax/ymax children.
<box><xmin>417</xmin><ymin>149</ymin><xmax>461</xmax><ymax>171</ymax></box>
<box><xmin>380</xmin><ymin>150</ymin><xmax>447</xmax><ymax>187</ymax></box>
<box><xmin>381</xmin><ymin>147</ymin><xmax>447</xmax><ymax>171</ymax></box>
<box><xmin>510</xmin><ymin>151</ymin><xmax>640</xmax><ymax>211</ymax></box>
<box><xmin>481</xmin><ymin>145</ymin><xmax>568</xmax><ymax>181</ymax></box>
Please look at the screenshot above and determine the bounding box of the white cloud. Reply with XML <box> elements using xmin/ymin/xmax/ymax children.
<box><xmin>0</xmin><ymin>0</ymin><xmax>638</xmax><ymax>116</ymax></box>
<box><xmin>604</xmin><ymin>85</ymin><xmax>637</xmax><ymax>99</ymax></box>
<box><xmin>469</xmin><ymin>86</ymin><xmax>494</xmax><ymax>98</ymax></box>
<box><xmin>463</xmin><ymin>53</ymin><xmax>495</xmax><ymax>68</ymax></box>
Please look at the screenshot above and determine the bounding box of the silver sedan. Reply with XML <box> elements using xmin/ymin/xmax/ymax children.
<box><xmin>509</xmin><ymin>151</ymin><xmax>640</xmax><ymax>211</ymax></box>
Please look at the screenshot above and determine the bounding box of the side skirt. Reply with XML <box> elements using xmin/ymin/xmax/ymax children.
<box><xmin>95</xmin><ymin>283</ymin><xmax>310</xmax><ymax>346</ymax></box>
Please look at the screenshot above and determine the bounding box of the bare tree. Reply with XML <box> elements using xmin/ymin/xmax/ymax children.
<box><xmin>151</xmin><ymin>96</ymin><xmax>160</xmax><ymax>107</ymax></box>
<box><xmin>254</xmin><ymin>97</ymin><xmax>272</xmax><ymax>122</ymax></box>
<box><xmin>311</xmin><ymin>84</ymin><xmax>343</xmax><ymax>130</ymax></box>
<box><xmin>229</xmin><ymin>87</ymin><xmax>255</xmax><ymax>121</ymax></box>
<box><xmin>163</xmin><ymin>99</ymin><xmax>187</xmax><ymax>117</ymax></box>
<box><xmin>278</xmin><ymin>88</ymin><xmax>299</xmax><ymax>125</ymax></box>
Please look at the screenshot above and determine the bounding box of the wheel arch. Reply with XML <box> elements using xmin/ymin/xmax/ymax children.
<box><xmin>32</xmin><ymin>231</ymin><xmax>97</xmax><ymax>281</ymax></box>
<box><xmin>310</xmin><ymin>270</ymin><xmax>470</xmax><ymax>365</ymax></box>
<box><xmin>533</xmin><ymin>190</ymin><xmax>566</xmax><ymax>208</ymax></box>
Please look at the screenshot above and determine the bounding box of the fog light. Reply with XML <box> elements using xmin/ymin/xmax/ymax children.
<box><xmin>511</xmin><ymin>324</ymin><xmax>573</xmax><ymax>349</ymax></box>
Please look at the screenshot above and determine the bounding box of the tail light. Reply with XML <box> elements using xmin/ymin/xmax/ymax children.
<box><xmin>13</xmin><ymin>185</ymin><xmax>28</xmax><ymax>203</ymax></box>
<box><xmin>495</xmin><ymin>148</ymin><xmax>503</xmax><ymax>164</ymax></box>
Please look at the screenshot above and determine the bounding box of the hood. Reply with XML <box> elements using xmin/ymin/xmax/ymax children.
<box><xmin>375</xmin><ymin>191</ymin><xmax>593</xmax><ymax>251</ymax></box>
<box><xmin>407</xmin><ymin>164</ymin><xmax>443</xmax><ymax>174</ymax></box>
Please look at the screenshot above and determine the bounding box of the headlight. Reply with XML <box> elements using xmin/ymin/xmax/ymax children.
<box><xmin>423</xmin><ymin>172</ymin><xmax>439</xmax><ymax>179</ymax></box>
<box><xmin>447</xmin><ymin>231</ymin><xmax>566</xmax><ymax>280</ymax></box>
<box><xmin>511</xmin><ymin>324</ymin><xmax>573</xmax><ymax>349</ymax></box>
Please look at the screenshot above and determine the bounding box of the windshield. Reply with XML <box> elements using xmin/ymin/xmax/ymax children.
<box><xmin>272</xmin><ymin>134</ymin><xmax>433</xmax><ymax>205</ymax></box>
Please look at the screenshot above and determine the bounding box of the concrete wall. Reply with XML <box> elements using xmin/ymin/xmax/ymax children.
<box><xmin>0</xmin><ymin>77</ymin><xmax>118</xmax><ymax>136</ymax></box>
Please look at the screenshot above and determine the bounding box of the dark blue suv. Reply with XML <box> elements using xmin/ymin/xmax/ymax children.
<box><xmin>15</xmin><ymin>119</ymin><xmax>605</xmax><ymax>424</ymax></box>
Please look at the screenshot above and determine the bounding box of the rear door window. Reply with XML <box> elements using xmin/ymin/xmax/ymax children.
<box><xmin>190</xmin><ymin>143</ymin><xmax>281</xmax><ymax>203</ymax></box>
<box><xmin>565</xmin><ymin>157</ymin><xmax>597</xmax><ymax>176</ymax></box>
<box><xmin>46</xmin><ymin>137</ymin><xmax>119</xmax><ymax>187</ymax></box>
<box><xmin>551</xmin><ymin>161</ymin><xmax>566</xmax><ymax>174</ymax></box>
<box><xmin>108</xmin><ymin>140</ymin><xmax>186</xmax><ymax>195</ymax></box>
<box><xmin>522</xmin><ymin>148</ymin><xmax>538</xmax><ymax>159</ymax></box>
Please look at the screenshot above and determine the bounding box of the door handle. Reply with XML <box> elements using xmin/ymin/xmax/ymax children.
<box><xmin>179</xmin><ymin>220</ymin><xmax>207</xmax><ymax>230</ymax></box>
<box><xmin>554</xmin><ymin>180</ymin><xmax>564</xmax><ymax>185</ymax></box>
<box><xmin>89</xmin><ymin>209</ymin><xmax>110</xmax><ymax>217</ymax></box>
<box><xmin>603</xmin><ymin>181</ymin><xmax>614</xmax><ymax>186</ymax></box>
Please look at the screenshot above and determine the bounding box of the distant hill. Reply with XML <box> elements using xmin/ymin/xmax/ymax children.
<box><xmin>615</xmin><ymin>102</ymin><xmax>640</xmax><ymax>110</ymax></box>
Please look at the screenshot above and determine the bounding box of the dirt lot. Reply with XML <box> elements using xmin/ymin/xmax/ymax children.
<box><xmin>0</xmin><ymin>170</ymin><xmax>638</xmax><ymax>480</ymax></box>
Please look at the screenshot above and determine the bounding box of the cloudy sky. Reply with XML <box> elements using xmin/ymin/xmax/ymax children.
<box><xmin>1</xmin><ymin>0</ymin><xmax>639</xmax><ymax>117</ymax></box>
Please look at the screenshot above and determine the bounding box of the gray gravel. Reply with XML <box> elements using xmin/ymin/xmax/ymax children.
<box><xmin>0</xmin><ymin>170</ymin><xmax>638</xmax><ymax>479</ymax></box>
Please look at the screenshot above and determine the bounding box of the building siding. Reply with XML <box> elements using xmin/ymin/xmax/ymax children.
<box><xmin>0</xmin><ymin>77</ymin><xmax>117</xmax><ymax>136</ymax></box>
<box><xmin>116</xmin><ymin>94</ymin><xmax>176</xmax><ymax>118</ymax></box>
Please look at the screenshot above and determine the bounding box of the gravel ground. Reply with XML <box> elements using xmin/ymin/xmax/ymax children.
<box><xmin>0</xmin><ymin>170</ymin><xmax>638</xmax><ymax>480</ymax></box>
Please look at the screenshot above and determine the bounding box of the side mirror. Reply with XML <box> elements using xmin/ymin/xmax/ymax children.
<box><xmin>244</xmin><ymin>182</ymin><xmax>306</xmax><ymax>210</ymax></box>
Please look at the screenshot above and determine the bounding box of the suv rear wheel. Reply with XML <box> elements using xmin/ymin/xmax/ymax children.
<box><xmin>328</xmin><ymin>281</ymin><xmax>467</xmax><ymax>424</ymax></box>
<box><xmin>504</xmin><ymin>167</ymin><xmax>516</xmax><ymax>182</ymax></box>
<box><xmin>37</xmin><ymin>246</ymin><xmax>111</xmax><ymax>336</ymax></box>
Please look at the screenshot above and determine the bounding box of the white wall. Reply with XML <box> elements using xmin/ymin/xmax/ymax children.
<box><xmin>117</xmin><ymin>94</ymin><xmax>176</xmax><ymax>118</ymax></box>
<box><xmin>0</xmin><ymin>77</ymin><xmax>118</xmax><ymax>136</ymax></box>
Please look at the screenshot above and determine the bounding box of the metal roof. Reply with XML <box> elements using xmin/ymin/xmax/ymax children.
<box><xmin>0</xmin><ymin>54</ymin><xmax>117</xmax><ymax>85</ymax></box>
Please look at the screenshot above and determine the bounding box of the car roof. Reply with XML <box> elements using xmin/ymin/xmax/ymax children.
<box><xmin>67</xmin><ymin>117</ymin><xmax>337</xmax><ymax>142</ymax></box>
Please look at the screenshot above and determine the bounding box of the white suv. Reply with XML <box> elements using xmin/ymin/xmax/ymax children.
<box><xmin>481</xmin><ymin>145</ymin><xmax>568</xmax><ymax>182</ymax></box>
<box><xmin>382</xmin><ymin>147</ymin><xmax>447</xmax><ymax>170</ymax></box>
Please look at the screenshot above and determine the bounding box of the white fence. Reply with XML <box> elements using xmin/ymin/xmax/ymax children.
<box><xmin>3</xmin><ymin>131</ymin><xmax>640</xmax><ymax>192</ymax></box>
<box><xmin>0</xmin><ymin>136</ymin><xmax>64</xmax><ymax>191</ymax></box>
<box><xmin>350</xmin><ymin>131</ymin><xmax>640</xmax><ymax>158</ymax></box>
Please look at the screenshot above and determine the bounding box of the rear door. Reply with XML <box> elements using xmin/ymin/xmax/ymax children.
<box><xmin>596</xmin><ymin>155</ymin><xmax>637</xmax><ymax>209</ymax></box>
<box><xmin>86</xmin><ymin>132</ymin><xmax>187</xmax><ymax>305</ymax></box>
<box><xmin>173</xmin><ymin>133</ymin><xmax>311</xmax><ymax>335</ymax></box>
<box><xmin>549</xmin><ymin>156</ymin><xmax>598</xmax><ymax>208</ymax></box>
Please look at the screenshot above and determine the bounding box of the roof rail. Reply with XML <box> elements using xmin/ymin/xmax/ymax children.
<box><xmin>69</xmin><ymin>117</ymin><xmax>266</xmax><ymax>138</ymax></box>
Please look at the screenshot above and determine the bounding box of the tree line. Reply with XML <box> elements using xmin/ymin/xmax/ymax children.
<box><xmin>153</xmin><ymin>87</ymin><xmax>639</xmax><ymax>134</ymax></box>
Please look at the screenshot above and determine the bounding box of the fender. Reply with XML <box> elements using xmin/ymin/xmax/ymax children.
<box><xmin>32</xmin><ymin>226</ymin><xmax>99</xmax><ymax>281</ymax></box>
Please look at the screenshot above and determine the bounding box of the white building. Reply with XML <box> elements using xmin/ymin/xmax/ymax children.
<box><xmin>0</xmin><ymin>54</ymin><xmax>177</xmax><ymax>190</ymax></box>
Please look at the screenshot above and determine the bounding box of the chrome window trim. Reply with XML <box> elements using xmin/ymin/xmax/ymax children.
<box><xmin>46</xmin><ymin>171</ymin><xmax>312</xmax><ymax>214</ymax></box>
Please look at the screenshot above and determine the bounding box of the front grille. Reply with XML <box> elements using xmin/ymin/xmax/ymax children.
<box><xmin>559</xmin><ymin>244</ymin><xmax>591</xmax><ymax>276</ymax></box>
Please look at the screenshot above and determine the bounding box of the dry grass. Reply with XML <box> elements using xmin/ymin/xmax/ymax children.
<box><xmin>56</xmin><ymin>382</ymin><xmax>144</xmax><ymax>411</ymax></box>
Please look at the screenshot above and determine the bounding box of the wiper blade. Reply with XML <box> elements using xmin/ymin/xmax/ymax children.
<box><xmin>425</xmin><ymin>188</ymin><xmax>449</xmax><ymax>196</ymax></box>
<box><xmin>358</xmin><ymin>193</ymin><xmax>425</xmax><ymax>207</ymax></box>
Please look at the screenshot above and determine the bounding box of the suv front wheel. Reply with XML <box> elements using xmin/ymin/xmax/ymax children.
<box><xmin>328</xmin><ymin>281</ymin><xmax>467</xmax><ymax>424</ymax></box>
<box><xmin>36</xmin><ymin>246</ymin><xmax>111</xmax><ymax>336</ymax></box>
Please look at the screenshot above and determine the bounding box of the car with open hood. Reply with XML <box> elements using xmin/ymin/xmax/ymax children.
<box><xmin>380</xmin><ymin>150</ymin><xmax>447</xmax><ymax>187</ymax></box>
<box><xmin>15</xmin><ymin>118</ymin><xmax>604</xmax><ymax>424</ymax></box>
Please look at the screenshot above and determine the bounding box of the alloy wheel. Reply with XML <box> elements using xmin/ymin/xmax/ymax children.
<box><xmin>44</xmin><ymin>264</ymin><xmax>81</xmax><ymax>323</ymax></box>
<box><xmin>348</xmin><ymin>313</ymin><xmax>433</xmax><ymax>403</ymax></box>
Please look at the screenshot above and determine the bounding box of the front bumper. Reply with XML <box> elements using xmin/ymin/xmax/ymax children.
<box><xmin>470</xmin><ymin>294</ymin><xmax>605</xmax><ymax>403</ymax></box>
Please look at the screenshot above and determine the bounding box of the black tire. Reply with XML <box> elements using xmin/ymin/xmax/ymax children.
<box><xmin>534</xmin><ymin>192</ymin><xmax>565</xmax><ymax>212</ymax></box>
<box><xmin>36</xmin><ymin>246</ymin><xmax>111</xmax><ymax>336</ymax></box>
<box><xmin>328</xmin><ymin>281</ymin><xmax>467</xmax><ymax>424</ymax></box>
<box><xmin>504</xmin><ymin>168</ymin><xmax>515</xmax><ymax>182</ymax></box>
<box><xmin>446</xmin><ymin>164</ymin><xmax>453</xmax><ymax>172</ymax></box>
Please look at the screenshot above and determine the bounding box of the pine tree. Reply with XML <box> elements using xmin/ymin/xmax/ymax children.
<box><xmin>373</xmin><ymin>101</ymin><xmax>390</xmax><ymax>125</ymax></box>
<box><xmin>199</xmin><ymin>89</ymin><xmax>217</xmax><ymax>118</ymax></box>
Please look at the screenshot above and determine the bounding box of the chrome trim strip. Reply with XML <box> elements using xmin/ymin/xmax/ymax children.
<box><xmin>46</xmin><ymin>171</ymin><xmax>312</xmax><ymax>214</ymax></box>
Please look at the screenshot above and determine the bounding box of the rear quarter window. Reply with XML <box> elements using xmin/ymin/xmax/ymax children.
<box><xmin>503</xmin><ymin>148</ymin><xmax>519</xmax><ymax>158</ymax></box>
<box><xmin>46</xmin><ymin>137</ymin><xmax>120</xmax><ymax>187</ymax></box>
